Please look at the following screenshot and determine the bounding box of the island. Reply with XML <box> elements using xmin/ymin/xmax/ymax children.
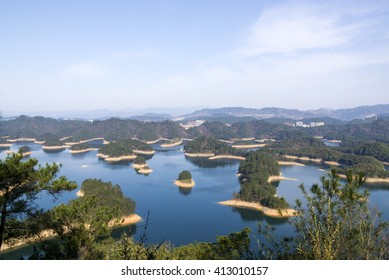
<box><xmin>132</xmin><ymin>156</ymin><xmax>154</xmax><ymax>174</ymax></box>
<box><xmin>70</xmin><ymin>143</ymin><xmax>99</xmax><ymax>154</ymax></box>
<box><xmin>97</xmin><ymin>140</ymin><xmax>138</xmax><ymax>162</ymax></box>
<box><xmin>77</xmin><ymin>179</ymin><xmax>141</xmax><ymax>226</ymax></box>
<box><xmin>184</xmin><ymin>136</ymin><xmax>244</xmax><ymax>160</ymax></box>
<box><xmin>174</xmin><ymin>170</ymin><xmax>195</xmax><ymax>188</ymax></box>
<box><xmin>220</xmin><ymin>150</ymin><xmax>297</xmax><ymax>218</ymax></box>
<box><xmin>42</xmin><ymin>140</ymin><xmax>70</xmax><ymax>151</ymax></box>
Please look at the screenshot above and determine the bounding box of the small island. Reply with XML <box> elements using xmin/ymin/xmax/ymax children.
<box><xmin>132</xmin><ymin>156</ymin><xmax>154</xmax><ymax>174</ymax></box>
<box><xmin>174</xmin><ymin>170</ymin><xmax>195</xmax><ymax>188</ymax></box>
<box><xmin>97</xmin><ymin>140</ymin><xmax>137</xmax><ymax>162</ymax></box>
<box><xmin>42</xmin><ymin>140</ymin><xmax>70</xmax><ymax>151</ymax></box>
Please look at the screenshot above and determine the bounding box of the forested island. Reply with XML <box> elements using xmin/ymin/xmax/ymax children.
<box><xmin>175</xmin><ymin>170</ymin><xmax>195</xmax><ymax>188</ymax></box>
<box><xmin>219</xmin><ymin>151</ymin><xmax>296</xmax><ymax>218</ymax></box>
<box><xmin>97</xmin><ymin>139</ymin><xmax>154</xmax><ymax>162</ymax></box>
<box><xmin>183</xmin><ymin>136</ymin><xmax>245</xmax><ymax>160</ymax></box>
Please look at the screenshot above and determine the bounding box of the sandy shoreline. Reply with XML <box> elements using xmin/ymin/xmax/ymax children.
<box><xmin>42</xmin><ymin>145</ymin><xmax>70</xmax><ymax>150</ymax></box>
<box><xmin>146</xmin><ymin>138</ymin><xmax>170</xmax><ymax>144</ymax></box>
<box><xmin>161</xmin><ymin>139</ymin><xmax>183</xmax><ymax>147</ymax></box>
<box><xmin>284</xmin><ymin>155</ymin><xmax>322</xmax><ymax>163</ymax></box>
<box><xmin>70</xmin><ymin>148</ymin><xmax>98</xmax><ymax>154</ymax></box>
<box><xmin>209</xmin><ymin>155</ymin><xmax>246</xmax><ymax>160</ymax></box>
<box><xmin>184</xmin><ymin>152</ymin><xmax>215</xmax><ymax>158</ymax></box>
<box><xmin>218</xmin><ymin>199</ymin><xmax>298</xmax><ymax>218</ymax></box>
<box><xmin>174</xmin><ymin>179</ymin><xmax>195</xmax><ymax>188</ymax></box>
<box><xmin>0</xmin><ymin>143</ymin><xmax>12</xmax><ymax>148</ymax></box>
<box><xmin>325</xmin><ymin>139</ymin><xmax>342</xmax><ymax>143</ymax></box>
<box><xmin>7</xmin><ymin>138</ymin><xmax>36</xmax><ymax>143</ymax></box>
<box><xmin>34</xmin><ymin>140</ymin><xmax>45</xmax><ymax>144</ymax></box>
<box><xmin>324</xmin><ymin>161</ymin><xmax>340</xmax><ymax>166</ymax></box>
<box><xmin>218</xmin><ymin>139</ymin><xmax>234</xmax><ymax>144</ymax></box>
<box><xmin>278</xmin><ymin>161</ymin><xmax>305</xmax><ymax>166</ymax></box>
<box><xmin>137</xmin><ymin>168</ymin><xmax>153</xmax><ymax>174</ymax></box>
<box><xmin>76</xmin><ymin>190</ymin><xmax>85</xmax><ymax>197</ymax></box>
<box><xmin>268</xmin><ymin>175</ymin><xmax>298</xmax><ymax>183</ymax></box>
<box><xmin>97</xmin><ymin>153</ymin><xmax>137</xmax><ymax>161</ymax></box>
<box><xmin>1</xmin><ymin>214</ymin><xmax>142</xmax><ymax>252</ymax></box>
<box><xmin>231</xmin><ymin>144</ymin><xmax>266</xmax><ymax>149</ymax></box>
<box><xmin>132</xmin><ymin>163</ymin><xmax>148</xmax><ymax>169</ymax></box>
<box><xmin>133</xmin><ymin>149</ymin><xmax>155</xmax><ymax>155</ymax></box>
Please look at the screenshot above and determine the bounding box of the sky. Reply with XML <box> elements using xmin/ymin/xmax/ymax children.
<box><xmin>1</xmin><ymin>0</ymin><xmax>389</xmax><ymax>114</ymax></box>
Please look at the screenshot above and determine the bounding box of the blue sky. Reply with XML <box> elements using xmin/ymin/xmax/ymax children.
<box><xmin>1</xmin><ymin>0</ymin><xmax>389</xmax><ymax>113</ymax></box>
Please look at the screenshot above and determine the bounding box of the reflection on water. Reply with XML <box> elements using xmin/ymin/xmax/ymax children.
<box><xmin>178</xmin><ymin>187</ymin><xmax>192</xmax><ymax>196</ymax></box>
<box><xmin>230</xmin><ymin>207</ymin><xmax>288</xmax><ymax>225</ymax></box>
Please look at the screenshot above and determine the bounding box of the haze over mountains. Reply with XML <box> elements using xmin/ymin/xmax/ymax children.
<box><xmin>2</xmin><ymin>104</ymin><xmax>389</xmax><ymax>122</ymax></box>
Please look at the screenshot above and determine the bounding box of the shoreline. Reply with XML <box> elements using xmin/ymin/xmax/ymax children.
<box><xmin>218</xmin><ymin>199</ymin><xmax>298</xmax><ymax>218</ymax></box>
<box><xmin>96</xmin><ymin>153</ymin><xmax>137</xmax><ymax>162</ymax></box>
<box><xmin>174</xmin><ymin>179</ymin><xmax>195</xmax><ymax>188</ymax></box>
<box><xmin>0</xmin><ymin>214</ymin><xmax>142</xmax><ymax>252</ymax></box>
<box><xmin>137</xmin><ymin>168</ymin><xmax>153</xmax><ymax>174</ymax></box>
<box><xmin>231</xmin><ymin>144</ymin><xmax>266</xmax><ymax>149</ymax></box>
<box><xmin>146</xmin><ymin>138</ymin><xmax>170</xmax><ymax>144</ymax></box>
<box><xmin>42</xmin><ymin>145</ymin><xmax>70</xmax><ymax>150</ymax></box>
<box><xmin>7</xmin><ymin>138</ymin><xmax>36</xmax><ymax>143</ymax></box>
<box><xmin>321</xmin><ymin>170</ymin><xmax>389</xmax><ymax>184</ymax></box>
<box><xmin>133</xmin><ymin>149</ymin><xmax>155</xmax><ymax>155</ymax></box>
<box><xmin>161</xmin><ymin>139</ymin><xmax>183</xmax><ymax>147</ymax></box>
<box><xmin>76</xmin><ymin>190</ymin><xmax>85</xmax><ymax>197</ymax></box>
<box><xmin>0</xmin><ymin>143</ymin><xmax>12</xmax><ymax>148</ymax></box>
<box><xmin>132</xmin><ymin>163</ymin><xmax>148</xmax><ymax>169</ymax></box>
<box><xmin>209</xmin><ymin>155</ymin><xmax>246</xmax><ymax>160</ymax></box>
<box><xmin>70</xmin><ymin>148</ymin><xmax>99</xmax><ymax>154</ymax></box>
<box><xmin>277</xmin><ymin>161</ymin><xmax>305</xmax><ymax>166</ymax></box>
<box><xmin>268</xmin><ymin>175</ymin><xmax>298</xmax><ymax>183</ymax></box>
<box><xmin>184</xmin><ymin>152</ymin><xmax>215</xmax><ymax>158</ymax></box>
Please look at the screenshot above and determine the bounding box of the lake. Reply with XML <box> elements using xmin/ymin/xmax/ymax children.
<box><xmin>1</xmin><ymin>142</ymin><xmax>388</xmax><ymax>258</ymax></box>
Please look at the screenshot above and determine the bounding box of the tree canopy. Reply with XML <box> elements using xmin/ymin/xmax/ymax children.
<box><xmin>0</xmin><ymin>153</ymin><xmax>77</xmax><ymax>250</ymax></box>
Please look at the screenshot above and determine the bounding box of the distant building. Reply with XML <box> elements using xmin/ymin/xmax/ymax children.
<box><xmin>295</xmin><ymin>121</ymin><xmax>324</xmax><ymax>128</ymax></box>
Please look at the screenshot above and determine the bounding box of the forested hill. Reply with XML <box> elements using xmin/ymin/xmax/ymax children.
<box><xmin>1</xmin><ymin>115</ymin><xmax>389</xmax><ymax>145</ymax></box>
<box><xmin>0</xmin><ymin>116</ymin><xmax>186</xmax><ymax>141</ymax></box>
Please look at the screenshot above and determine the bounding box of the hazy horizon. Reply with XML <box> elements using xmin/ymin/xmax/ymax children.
<box><xmin>1</xmin><ymin>0</ymin><xmax>389</xmax><ymax>112</ymax></box>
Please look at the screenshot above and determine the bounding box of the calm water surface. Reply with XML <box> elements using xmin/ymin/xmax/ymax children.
<box><xmin>1</xmin><ymin>142</ymin><xmax>388</xmax><ymax>258</ymax></box>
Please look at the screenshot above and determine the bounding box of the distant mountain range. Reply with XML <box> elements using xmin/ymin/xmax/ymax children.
<box><xmin>2</xmin><ymin>104</ymin><xmax>389</xmax><ymax>122</ymax></box>
<box><xmin>180</xmin><ymin>104</ymin><xmax>389</xmax><ymax>122</ymax></box>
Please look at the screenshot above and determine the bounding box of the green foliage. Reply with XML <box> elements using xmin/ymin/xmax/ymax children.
<box><xmin>99</xmin><ymin>139</ymin><xmax>153</xmax><ymax>157</ymax></box>
<box><xmin>99</xmin><ymin>141</ymin><xmax>133</xmax><ymax>157</ymax></box>
<box><xmin>293</xmin><ymin>169</ymin><xmax>389</xmax><ymax>259</ymax></box>
<box><xmin>0</xmin><ymin>153</ymin><xmax>77</xmax><ymax>250</ymax></box>
<box><xmin>178</xmin><ymin>170</ymin><xmax>192</xmax><ymax>181</ymax></box>
<box><xmin>70</xmin><ymin>143</ymin><xmax>90</xmax><ymax>151</ymax></box>
<box><xmin>184</xmin><ymin>136</ymin><xmax>242</xmax><ymax>156</ymax></box>
<box><xmin>18</xmin><ymin>145</ymin><xmax>31</xmax><ymax>153</ymax></box>
<box><xmin>92</xmin><ymin>227</ymin><xmax>251</xmax><ymax>260</ymax></box>
<box><xmin>80</xmin><ymin>179</ymin><xmax>136</xmax><ymax>216</ymax></box>
<box><xmin>134</xmin><ymin>156</ymin><xmax>146</xmax><ymax>165</ymax></box>
<box><xmin>44</xmin><ymin>140</ymin><xmax>63</xmax><ymax>146</ymax></box>
<box><xmin>236</xmin><ymin>151</ymin><xmax>288</xmax><ymax>209</ymax></box>
<box><xmin>39</xmin><ymin>179</ymin><xmax>136</xmax><ymax>259</ymax></box>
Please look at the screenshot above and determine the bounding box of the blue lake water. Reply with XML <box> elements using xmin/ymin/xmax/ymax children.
<box><xmin>1</xmin><ymin>142</ymin><xmax>388</xmax><ymax>258</ymax></box>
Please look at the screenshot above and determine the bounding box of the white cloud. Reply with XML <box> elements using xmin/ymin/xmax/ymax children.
<box><xmin>64</xmin><ymin>62</ymin><xmax>105</xmax><ymax>78</ymax></box>
<box><xmin>237</xmin><ymin>3</ymin><xmax>362</xmax><ymax>56</ymax></box>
